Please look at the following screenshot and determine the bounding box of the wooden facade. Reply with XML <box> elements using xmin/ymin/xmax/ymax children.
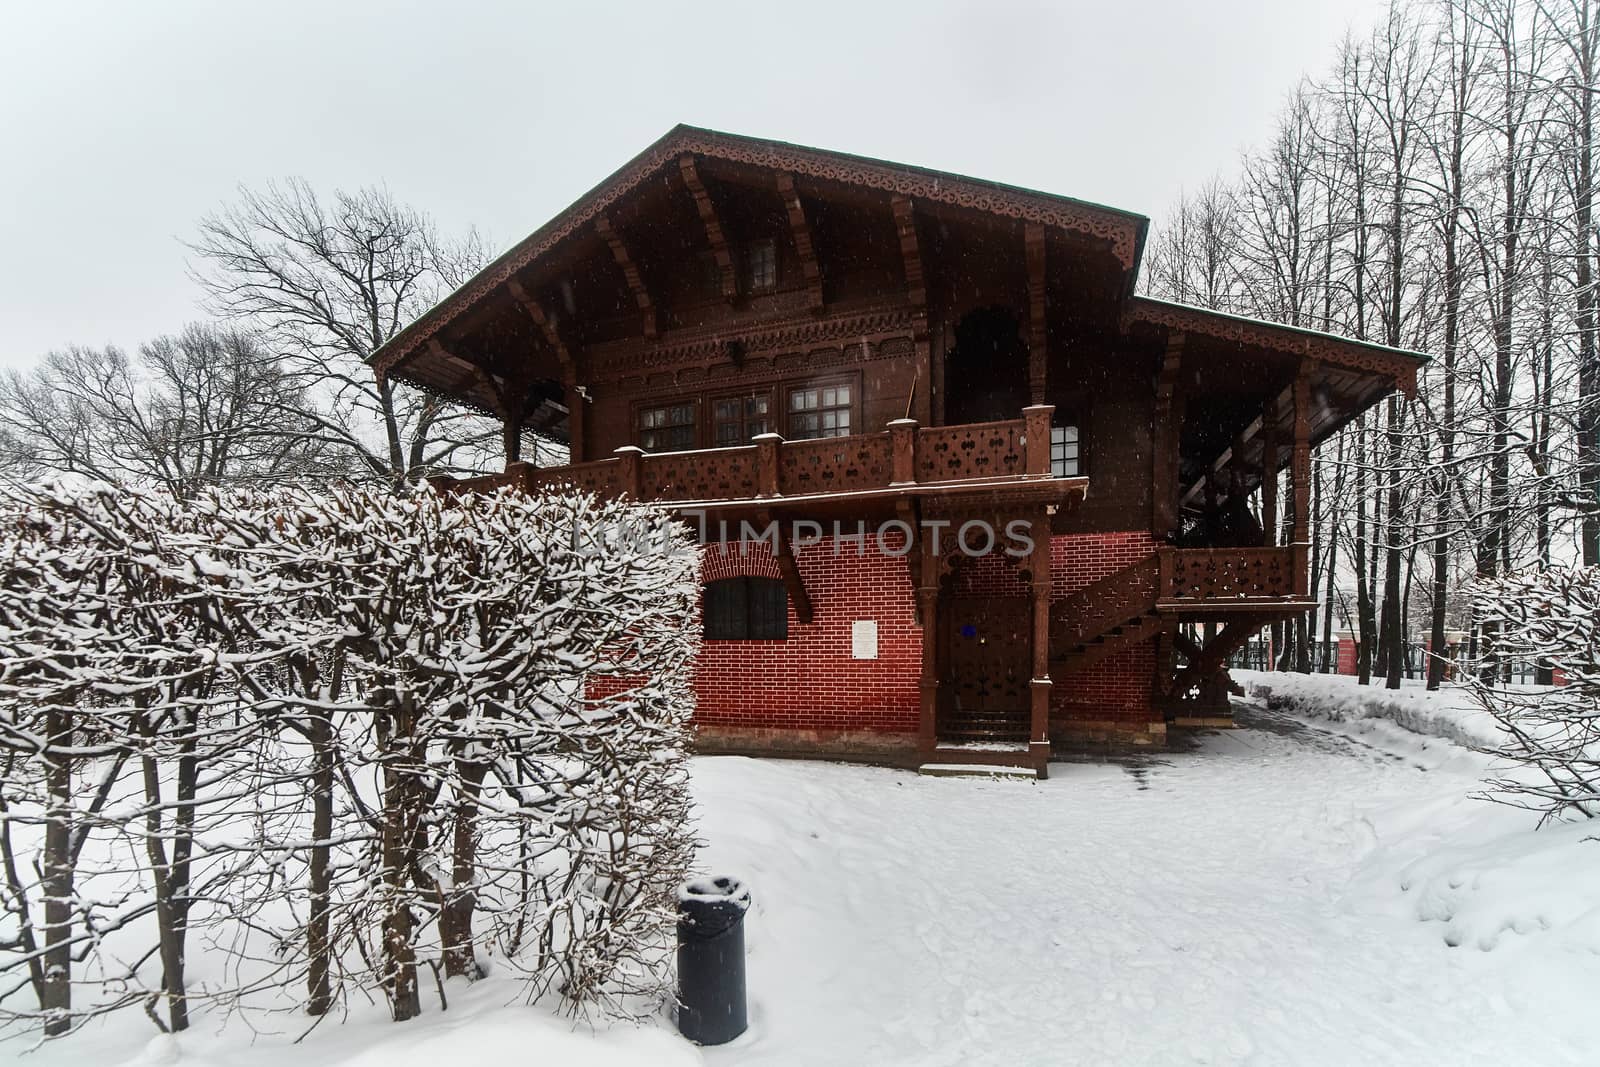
<box><xmin>371</xmin><ymin>126</ymin><xmax>1425</xmax><ymax>777</ymax></box>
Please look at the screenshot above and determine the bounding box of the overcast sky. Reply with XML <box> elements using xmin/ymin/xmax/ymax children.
<box><xmin>0</xmin><ymin>0</ymin><xmax>1391</xmax><ymax>370</ymax></box>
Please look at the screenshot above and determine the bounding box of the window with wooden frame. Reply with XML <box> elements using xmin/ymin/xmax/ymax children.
<box><xmin>712</xmin><ymin>392</ymin><xmax>772</xmax><ymax>447</ymax></box>
<box><xmin>786</xmin><ymin>379</ymin><xmax>853</xmax><ymax>440</ymax></box>
<box><xmin>744</xmin><ymin>238</ymin><xmax>777</xmax><ymax>293</ymax></box>
<box><xmin>1050</xmin><ymin>422</ymin><xmax>1081</xmax><ymax>477</ymax></box>
<box><xmin>703</xmin><ymin>577</ymin><xmax>787</xmax><ymax>640</ymax></box>
<box><xmin>637</xmin><ymin>402</ymin><xmax>696</xmax><ymax>452</ymax></box>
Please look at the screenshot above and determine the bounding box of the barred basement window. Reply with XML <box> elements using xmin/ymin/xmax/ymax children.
<box><xmin>638</xmin><ymin>402</ymin><xmax>696</xmax><ymax>452</ymax></box>
<box><xmin>1050</xmin><ymin>424</ymin><xmax>1080</xmax><ymax>477</ymax></box>
<box><xmin>787</xmin><ymin>380</ymin><xmax>852</xmax><ymax>440</ymax></box>
<box><xmin>703</xmin><ymin>577</ymin><xmax>788</xmax><ymax>640</ymax></box>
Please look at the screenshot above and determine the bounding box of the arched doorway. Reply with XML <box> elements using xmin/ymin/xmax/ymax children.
<box><xmin>943</xmin><ymin>306</ymin><xmax>1029</xmax><ymax>425</ymax></box>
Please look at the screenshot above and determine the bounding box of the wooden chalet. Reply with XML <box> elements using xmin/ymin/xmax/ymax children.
<box><xmin>369</xmin><ymin>125</ymin><xmax>1425</xmax><ymax>778</ymax></box>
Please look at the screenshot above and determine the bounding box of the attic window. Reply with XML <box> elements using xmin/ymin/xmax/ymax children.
<box><xmin>745</xmin><ymin>239</ymin><xmax>777</xmax><ymax>292</ymax></box>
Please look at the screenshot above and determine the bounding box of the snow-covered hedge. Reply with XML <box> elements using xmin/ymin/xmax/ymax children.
<box><xmin>0</xmin><ymin>482</ymin><xmax>699</xmax><ymax>1036</ymax></box>
<box><xmin>1235</xmin><ymin>669</ymin><xmax>1504</xmax><ymax>750</ymax></box>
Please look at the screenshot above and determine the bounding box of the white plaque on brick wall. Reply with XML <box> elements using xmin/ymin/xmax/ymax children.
<box><xmin>852</xmin><ymin>620</ymin><xmax>879</xmax><ymax>660</ymax></box>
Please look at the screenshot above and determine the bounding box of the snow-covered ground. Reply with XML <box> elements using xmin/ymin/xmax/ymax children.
<box><xmin>17</xmin><ymin>690</ymin><xmax>1600</xmax><ymax>1066</ymax></box>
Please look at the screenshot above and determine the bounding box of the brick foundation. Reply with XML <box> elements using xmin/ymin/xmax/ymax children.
<box><xmin>685</xmin><ymin>530</ymin><xmax>1166</xmax><ymax>760</ymax></box>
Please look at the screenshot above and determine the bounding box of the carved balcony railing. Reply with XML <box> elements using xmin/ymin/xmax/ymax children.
<box><xmin>915</xmin><ymin>421</ymin><xmax>1028</xmax><ymax>483</ymax></box>
<box><xmin>779</xmin><ymin>434</ymin><xmax>895</xmax><ymax>495</ymax></box>
<box><xmin>1158</xmin><ymin>546</ymin><xmax>1302</xmax><ymax>604</ymax></box>
<box><xmin>430</xmin><ymin>407</ymin><xmax>1062</xmax><ymax>508</ymax></box>
<box><xmin>1051</xmin><ymin>545</ymin><xmax>1308</xmax><ymax>662</ymax></box>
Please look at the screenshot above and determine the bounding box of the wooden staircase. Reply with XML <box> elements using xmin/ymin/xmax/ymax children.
<box><xmin>1049</xmin><ymin>555</ymin><xmax>1166</xmax><ymax>675</ymax></box>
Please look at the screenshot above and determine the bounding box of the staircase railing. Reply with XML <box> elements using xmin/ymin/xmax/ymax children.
<box><xmin>1049</xmin><ymin>554</ymin><xmax>1161</xmax><ymax>651</ymax></box>
<box><xmin>1050</xmin><ymin>546</ymin><xmax>1303</xmax><ymax>657</ymax></box>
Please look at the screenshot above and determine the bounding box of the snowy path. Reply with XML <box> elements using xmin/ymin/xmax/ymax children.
<box><xmin>693</xmin><ymin>701</ymin><xmax>1598</xmax><ymax>1066</ymax></box>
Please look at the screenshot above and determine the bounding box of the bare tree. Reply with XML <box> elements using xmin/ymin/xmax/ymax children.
<box><xmin>0</xmin><ymin>324</ymin><xmax>336</xmax><ymax>496</ymax></box>
<box><xmin>189</xmin><ymin>181</ymin><xmax>498</xmax><ymax>489</ymax></box>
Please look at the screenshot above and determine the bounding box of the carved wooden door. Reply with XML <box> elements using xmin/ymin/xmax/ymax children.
<box><xmin>941</xmin><ymin>595</ymin><xmax>1030</xmax><ymax>736</ymax></box>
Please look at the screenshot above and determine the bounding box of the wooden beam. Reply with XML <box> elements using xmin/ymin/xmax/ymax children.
<box><xmin>890</xmin><ymin>195</ymin><xmax>926</xmax><ymax>308</ymax></box>
<box><xmin>1179</xmin><ymin>381</ymin><xmax>1296</xmax><ymax>507</ymax></box>
<box><xmin>593</xmin><ymin>213</ymin><xmax>657</xmax><ymax>338</ymax></box>
<box><xmin>1025</xmin><ymin>223</ymin><xmax>1047</xmax><ymax>405</ymax></box>
<box><xmin>431</xmin><ymin>338</ymin><xmax>524</xmax><ymax>464</ymax></box>
<box><xmin>776</xmin><ymin>171</ymin><xmax>824</xmax><ymax>310</ymax></box>
<box><xmin>679</xmin><ymin>155</ymin><xmax>738</xmax><ymax>301</ymax></box>
<box><xmin>505</xmin><ymin>278</ymin><xmax>573</xmax><ymax>374</ymax></box>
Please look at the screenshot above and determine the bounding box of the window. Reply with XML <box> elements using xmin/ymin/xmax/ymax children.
<box><xmin>713</xmin><ymin>393</ymin><xmax>771</xmax><ymax>446</ymax></box>
<box><xmin>787</xmin><ymin>380</ymin><xmax>852</xmax><ymax>440</ymax></box>
<box><xmin>1050</xmin><ymin>424</ymin><xmax>1080</xmax><ymax>477</ymax></box>
<box><xmin>744</xmin><ymin>239</ymin><xmax>777</xmax><ymax>292</ymax></box>
<box><xmin>638</xmin><ymin>403</ymin><xmax>696</xmax><ymax>452</ymax></box>
<box><xmin>703</xmin><ymin>577</ymin><xmax>787</xmax><ymax>640</ymax></box>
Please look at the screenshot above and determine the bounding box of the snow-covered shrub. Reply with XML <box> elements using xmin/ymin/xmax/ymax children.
<box><xmin>1469</xmin><ymin>567</ymin><xmax>1600</xmax><ymax>822</ymax></box>
<box><xmin>0</xmin><ymin>481</ymin><xmax>699</xmax><ymax>1037</ymax></box>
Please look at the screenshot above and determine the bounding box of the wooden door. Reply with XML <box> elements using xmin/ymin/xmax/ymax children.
<box><xmin>941</xmin><ymin>595</ymin><xmax>1031</xmax><ymax>738</ymax></box>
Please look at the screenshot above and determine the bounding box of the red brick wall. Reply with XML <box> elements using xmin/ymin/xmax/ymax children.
<box><xmin>694</xmin><ymin>534</ymin><xmax>922</xmax><ymax>736</ymax></box>
<box><xmin>1049</xmin><ymin>532</ymin><xmax>1160</xmax><ymax>727</ymax></box>
<box><xmin>688</xmin><ymin>529</ymin><xmax>1165</xmax><ymax>749</ymax></box>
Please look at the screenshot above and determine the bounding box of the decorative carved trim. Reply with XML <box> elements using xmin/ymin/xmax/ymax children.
<box><xmin>370</xmin><ymin>126</ymin><xmax>1143</xmax><ymax>378</ymax></box>
<box><xmin>680</xmin><ymin>155</ymin><xmax>738</xmax><ymax>301</ymax></box>
<box><xmin>585</xmin><ymin>306</ymin><xmax>919</xmax><ymax>382</ymax></box>
<box><xmin>594</xmin><ymin>213</ymin><xmax>657</xmax><ymax>338</ymax></box>
<box><xmin>890</xmin><ymin>195</ymin><xmax>926</xmax><ymax>309</ymax></box>
<box><xmin>776</xmin><ymin>171</ymin><xmax>823</xmax><ymax>310</ymax></box>
<box><xmin>1126</xmin><ymin>297</ymin><xmax>1421</xmax><ymax>391</ymax></box>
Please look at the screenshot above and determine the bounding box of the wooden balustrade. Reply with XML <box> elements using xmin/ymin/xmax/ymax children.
<box><xmin>1161</xmin><ymin>546</ymin><xmax>1296</xmax><ymax>602</ymax></box>
<box><xmin>432</xmin><ymin>414</ymin><xmax>1043</xmax><ymax>504</ymax></box>
<box><xmin>914</xmin><ymin>420</ymin><xmax>1027</xmax><ymax>483</ymax></box>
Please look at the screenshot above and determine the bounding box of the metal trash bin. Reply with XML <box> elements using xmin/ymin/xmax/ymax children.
<box><xmin>676</xmin><ymin>875</ymin><xmax>751</xmax><ymax>1045</ymax></box>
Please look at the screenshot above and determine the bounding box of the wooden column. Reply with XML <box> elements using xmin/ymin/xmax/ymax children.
<box><xmin>1261</xmin><ymin>397</ymin><xmax>1279</xmax><ymax>547</ymax></box>
<box><xmin>888</xmin><ymin>419</ymin><xmax>917</xmax><ymax>484</ymax></box>
<box><xmin>1023</xmin><ymin>404</ymin><xmax>1054</xmax><ymax>476</ymax></box>
<box><xmin>891</xmin><ymin>195</ymin><xmax>933</xmax><ymax>425</ymax></box>
<box><xmin>501</xmin><ymin>414</ymin><xmax>522</xmax><ymax>466</ymax></box>
<box><xmin>1026</xmin><ymin>223</ymin><xmax>1048</xmax><ymax>405</ymax></box>
<box><xmin>564</xmin><ymin>379</ymin><xmax>586</xmax><ymax>463</ymax></box>
<box><xmin>615</xmin><ymin>445</ymin><xmax>643</xmax><ymax>498</ymax></box>
<box><xmin>1291</xmin><ymin>365</ymin><xmax>1314</xmax><ymax>596</ymax></box>
<box><xmin>1028</xmin><ymin>509</ymin><xmax>1053</xmax><ymax>777</ymax></box>
<box><xmin>1152</xmin><ymin>332</ymin><xmax>1186</xmax><ymax>537</ymax></box>
<box><xmin>753</xmin><ymin>432</ymin><xmax>782</xmax><ymax>496</ymax></box>
<box><xmin>917</xmin><ymin>531</ymin><xmax>941</xmax><ymax>760</ymax></box>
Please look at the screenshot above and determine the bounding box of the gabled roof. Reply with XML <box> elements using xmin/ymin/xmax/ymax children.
<box><xmin>369</xmin><ymin>124</ymin><xmax>1150</xmax><ymax>379</ymax></box>
<box><xmin>1126</xmin><ymin>296</ymin><xmax>1429</xmax><ymax>393</ymax></box>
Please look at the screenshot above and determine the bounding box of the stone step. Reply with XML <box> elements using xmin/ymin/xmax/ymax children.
<box><xmin>917</xmin><ymin>762</ymin><xmax>1039</xmax><ymax>780</ymax></box>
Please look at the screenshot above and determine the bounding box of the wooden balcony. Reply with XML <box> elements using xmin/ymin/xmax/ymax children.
<box><xmin>431</xmin><ymin>408</ymin><xmax>1086</xmax><ymax>517</ymax></box>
